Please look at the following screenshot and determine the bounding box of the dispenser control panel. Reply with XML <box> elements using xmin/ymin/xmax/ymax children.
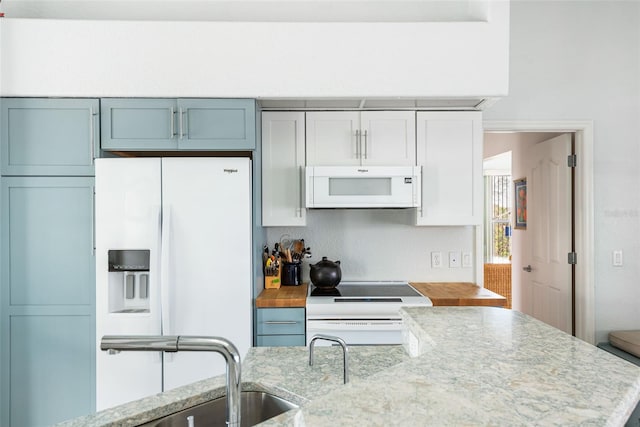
<box><xmin>109</xmin><ymin>249</ymin><xmax>150</xmax><ymax>272</ymax></box>
<box><xmin>108</xmin><ymin>250</ymin><xmax>151</xmax><ymax>313</ymax></box>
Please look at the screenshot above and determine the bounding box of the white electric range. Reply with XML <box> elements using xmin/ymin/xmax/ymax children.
<box><xmin>305</xmin><ymin>281</ymin><xmax>432</xmax><ymax>345</ymax></box>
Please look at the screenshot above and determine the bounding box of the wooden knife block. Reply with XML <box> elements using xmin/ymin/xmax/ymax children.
<box><xmin>264</xmin><ymin>267</ymin><xmax>281</xmax><ymax>289</ymax></box>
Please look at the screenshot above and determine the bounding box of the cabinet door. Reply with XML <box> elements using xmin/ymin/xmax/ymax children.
<box><xmin>415</xmin><ymin>112</ymin><xmax>483</xmax><ymax>225</ymax></box>
<box><xmin>1</xmin><ymin>98</ymin><xmax>98</xmax><ymax>176</ymax></box>
<box><xmin>178</xmin><ymin>99</ymin><xmax>256</xmax><ymax>150</ymax></box>
<box><xmin>360</xmin><ymin>111</ymin><xmax>416</xmax><ymax>166</ymax></box>
<box><xmin>262</xmin><ymin>112</ymin><xmax>306</xmax><ymax>226</ymax></box>
<box><xmin>306</xmin><ymin>112</ymin><xmax>360</xmax><ymax>166</ymax></box>
<box><xmin>100</xmin><ymin>98</ymin><xmax>178</xmax><ymax>151</ymax></box>
<box><xmin>1</xmin><ymin>177</ymin><xmax>95</xmax><ymax>426</ymax></box>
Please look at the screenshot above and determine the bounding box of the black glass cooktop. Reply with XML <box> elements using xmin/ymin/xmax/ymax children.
<box><xmin>309</xmin><ymin>283</ymin><xmax>421</xmax><ymax>298</ymax></box>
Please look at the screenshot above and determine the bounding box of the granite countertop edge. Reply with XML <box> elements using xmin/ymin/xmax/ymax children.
<box><xmin>58</xmin><ymin>307</ymin><xmax>640</xmax><ymax>426</ymax></box>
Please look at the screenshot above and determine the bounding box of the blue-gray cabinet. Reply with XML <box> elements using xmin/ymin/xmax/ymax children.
<box><xmin>256</xmin><ymin>308</ymin><xmax>306</xmax><ymax>347</ymax></box>
<box><xmin>1</xmin><ymin>177</ymin><xmax>96</xmax><ymax>427</ymax></box>
<box><xmin>1</xmin><ymin>96</ymin><xmax>97</xmax><ymax>427</ymax></box>
<box><xmin>0</xmin><ymin>98</ymin><xmax>99</xmax><ymax>176</ymax></box>
<box><xmin>101</xmin><ymin>98</ymin><xmax>256</xmax><ymax>151</ymax></box>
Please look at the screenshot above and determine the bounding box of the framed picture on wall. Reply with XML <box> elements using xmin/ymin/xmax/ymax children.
<box><xmin>514</xmin><ymin>178</ymin><xmax>527</xmax><ymax>230</ymax></box>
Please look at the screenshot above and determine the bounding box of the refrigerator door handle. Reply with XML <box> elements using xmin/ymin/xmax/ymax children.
<box><xmin>160</xmin><ymin>205</ymin><xmax>174</xmax><ymax>362</ymax></box>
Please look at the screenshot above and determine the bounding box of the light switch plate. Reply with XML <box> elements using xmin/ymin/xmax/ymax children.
<box><xmin>462</xmin><ymin>252</ymin><xmax>473</xmax><ymax>268</ymax></box>
<box><xmin>449</xmin><ymin>251</ymin><xmax>461</xmax><ymax>268</ymax></box>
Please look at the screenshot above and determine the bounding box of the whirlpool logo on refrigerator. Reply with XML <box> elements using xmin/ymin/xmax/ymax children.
<box><xmin>224</xmin><ymin>169</ymin><xmax>239</xmax><ymax>174</ymax></box>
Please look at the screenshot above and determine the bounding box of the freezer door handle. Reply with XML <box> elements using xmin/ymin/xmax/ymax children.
<box><xmin>160</xmin><ymin>205</ymin><xmax>174</xmax><ymax>362</ymax></box>
<box><xmin>160</xmin><ymin>206</ymin><xmax>172</xmax><ymax>334</ymax></box>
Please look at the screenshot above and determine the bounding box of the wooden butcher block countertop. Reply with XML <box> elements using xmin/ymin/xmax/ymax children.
<box><xmin>411</xmin><ymin>282</ymin><xmax>507</xmax><ymax>307</ymax></box>
<box><xmin>256</xmin><ymin>283</ymin><xmax>308</xmax><ymax>308</ymax></box>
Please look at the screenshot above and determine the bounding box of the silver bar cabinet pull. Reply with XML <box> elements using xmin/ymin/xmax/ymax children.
<box><xmin>363</xmin><ymin>129</ymin><xmax>368</xmax><ymax>159</ymax></box>
<box><xmin>170</xmin><ymin>108</ymin><xmax>176</xmax><ymax>138</ymax></box>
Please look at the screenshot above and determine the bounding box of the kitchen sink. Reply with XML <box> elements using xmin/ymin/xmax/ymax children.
<box><xmin>139</xmin><ymin>391</ymin><xmax>298</xmax><ymax>427</ymax></box>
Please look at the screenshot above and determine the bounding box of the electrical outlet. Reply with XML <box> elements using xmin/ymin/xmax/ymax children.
<box><xmin>431</xmin><ymin>252</ymin><xmax>443</xmax><ymax>268</ymax></box>
<box><xmin>613</xmin><ymin>250</ymin><xmax>623</xmax><ymax>267</ymax></box>
<box><xmin>462</xmin><ymin>252</ymin><xmax>473</xmax><ymax>268</ymax></box>
<box><xmin>449</xmin><ymin>251</ymin><xmax>461</xmax><ymax>268</ymax></box>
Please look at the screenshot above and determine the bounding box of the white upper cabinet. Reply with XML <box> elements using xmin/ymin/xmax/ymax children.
<box><xmin>305</xmin><ymin>112</ymin><xmax>359</xmax><ymax>166</ymax></box>
<box><xmin>262</xmin><ymin>112</ymin><xmax>306</xmax><ymax>227</ymax></box>
<box><xmin>306</xmin><ymin>112</ymin><xmax>416</xmax><ymax>166</ymax></box>
<box><xmin>415</xmin><ymin>112</ymin><xmax>482</xmax><ymax>226</ymax></box>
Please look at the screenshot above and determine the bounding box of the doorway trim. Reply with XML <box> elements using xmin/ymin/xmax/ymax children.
<box><xmin>483</xmin><ymin>120</ymin><xmax>595</xmax><ymax>344</ymax></box>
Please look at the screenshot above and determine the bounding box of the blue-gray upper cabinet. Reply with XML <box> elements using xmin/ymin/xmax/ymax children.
<box><xmin>101</xmin><ymin>98</ymin><xmax>256</xmax><ymax>151</ymax></box>
<box><xmin>0</xmin><ymin>98</ymin><xmax>99</xmax><ymax>176</ymax></box>
<box><xmin>100</xmin><ymin>98</ymin><xmax>179</xmax><ymax>151</ymax></box>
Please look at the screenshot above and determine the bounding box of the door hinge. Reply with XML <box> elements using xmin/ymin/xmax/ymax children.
<box><xmin>568</xmin><ymin>252</ymin><xmax>577</xmax><ymax>264</ymax></box>
<box><xmin>567</xmin><ymin>154</ymin><xmax>577</xmax><ymax>168</ymax></box>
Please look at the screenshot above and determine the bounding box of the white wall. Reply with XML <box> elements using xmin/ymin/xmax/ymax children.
<box><xmin>266</xmin><ymin>210</ymin><xmax>476</xmax><ymax>283</ymax></box>
<box><xmin>0</xmin><ymin>4</ymin><xmax>509</xmax><ymax>97</ymax></box>
<box><xmin>483</xmin><ymin>1</ymin><xmax>640</xmax><ymax>343</ymax></box>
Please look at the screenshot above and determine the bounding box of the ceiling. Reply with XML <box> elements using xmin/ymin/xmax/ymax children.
<box><xmin>0</xmin><ymin>0</ymin><xmax>490</xmax><ymax>22</ymax></box>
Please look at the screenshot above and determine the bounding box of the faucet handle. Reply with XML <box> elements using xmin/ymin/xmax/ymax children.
<box><xmin>308</xmin><ymin>334</ymin><xmax>349</xmax><ymax>384</ymax></box>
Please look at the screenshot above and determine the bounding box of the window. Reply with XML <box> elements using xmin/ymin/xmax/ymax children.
<box><xmin>484</xmin><ymin>175</ymin><xmax>512</xmax><ymax>263</ymax></box>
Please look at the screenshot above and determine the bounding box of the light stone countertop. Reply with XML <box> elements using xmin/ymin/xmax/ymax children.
<box><xmin>59</xmin><ymin>307</ymin><xmax>640</xmax><ymax>426</ymax></box>
<box><xmin>57</xmin><ymin>345</ymin><xmax>410</xmax><ymax>427</ymax></box>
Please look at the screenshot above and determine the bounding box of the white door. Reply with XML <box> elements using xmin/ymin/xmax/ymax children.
<box><xmin>95</xmin><ymin>158</ymin><xmax>163</xmax><ymax>410</ymax></box>
<box><xmin>521</xmin><ymin>134</ymin><xmax>572</xmax><ymax>333</ymax></box>
<box><xmin>161</xmin><ymin>158</ymin><xmax>252</xmax><ymax>391</ymax></box>
<box><xmin>360</xmin><ymin>111</ymin><xmax>416</xmax><ymax>166</ymax></box>
<box><xmin>306</xmin><ymin>112</ymin><xmax>360</xmax><ymax>166</ymax></box>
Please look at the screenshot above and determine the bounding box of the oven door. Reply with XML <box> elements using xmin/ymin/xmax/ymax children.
<box><xmin>306</xmin><ymin>318</ymin><xmax>403</xmax><ymax>346</ymax></box>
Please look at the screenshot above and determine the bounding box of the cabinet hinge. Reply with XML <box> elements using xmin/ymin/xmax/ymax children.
<box><xmin>567</xmin><ymin>154</ymin><xmax>577</xmax><ymax>168</ymax></box>
<box><xmin>568</xmin><ymin>252</ymin><xmax>577</xmax><ymax>265</ymax></box>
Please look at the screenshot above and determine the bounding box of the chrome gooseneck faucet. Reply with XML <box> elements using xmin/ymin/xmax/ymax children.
<box><xmin>308</xmin><ymin>334</ymin><xmax>349</xmax><ymax>384</ymax></box>
<box><xmin>101</xmin><ymin>335</ymin><xmax>241</xmax><ymax>427</ymax></box>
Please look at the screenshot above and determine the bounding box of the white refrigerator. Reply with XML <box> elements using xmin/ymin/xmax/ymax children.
<box><xmin>95</xmin><ymin>157</ymin><xmax>252</xmax><ymax>411</ymax></box>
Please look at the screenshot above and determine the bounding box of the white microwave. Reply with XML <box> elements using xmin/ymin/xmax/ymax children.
<box><xmin>305</xmin><ymin>166</ymin><xmax>421</xmax><ymax>208</ymax></box>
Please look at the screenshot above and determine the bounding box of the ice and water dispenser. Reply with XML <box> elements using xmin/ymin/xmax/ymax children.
<box><xmin>108</xmin><ymin>250</ymin><xmax>151</xmax><ymax>313</ymax></box>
